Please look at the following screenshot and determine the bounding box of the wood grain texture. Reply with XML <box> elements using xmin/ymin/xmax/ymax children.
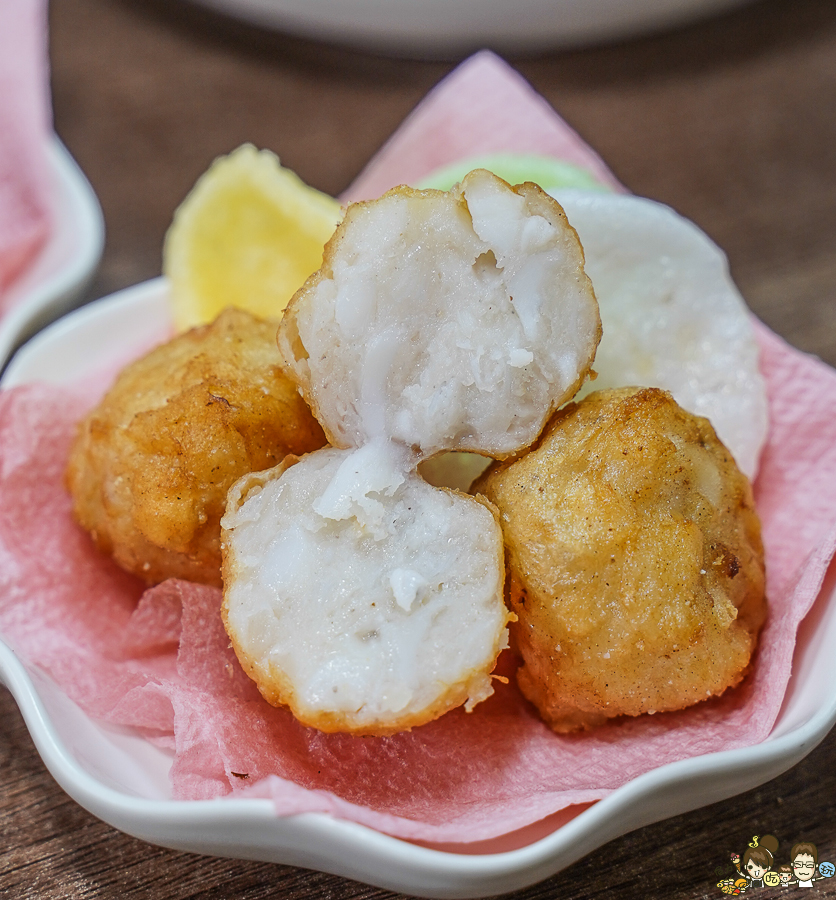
<box><xmin>3</xmin><ymin>683</ymin><xmax>836</xmax><ymax>898</ymax></box>
<box><xmin>3</xmin><ymin>0</ymin><xmax>836</xmax><ymax>896</ymax></box>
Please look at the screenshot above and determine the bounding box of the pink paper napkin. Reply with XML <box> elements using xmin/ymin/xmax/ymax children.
<box><xmin>343</xmin><ymin>51</ymin><xmax>622</xmax><ymax>203</ymax></box>
<box><xmin>0</xmin><ymin>0</ymin><xmax>52</xmax><ymax>313</ymax></box>
<box><xmin>2</xmin><ymin>52</ymin><xmax>836</xmax><ymax>845</ymax></box>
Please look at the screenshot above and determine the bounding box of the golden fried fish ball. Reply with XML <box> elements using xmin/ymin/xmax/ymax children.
<box><xmin>66</xmin><ymin>307</ymin><xmax>326</xmax><ymax>586</ymax></box>
<box><xmin>217</xmin><ymin>170</ymin><xmax>599</xmax><ymax>735</ymax></box>
<box><xmin>222</xmin><ymin>446</ymin><xmax>511</xmax><ymax>736</ymax></box>
<box><xmin>278</xmin><ymin>170</ymin><xmax>601</xmax><ymax>459</ymax></box>
<box><xmin>474</xmin><ymin>387</ymin><xmax>766</xmax><ymax>732</ymax></box>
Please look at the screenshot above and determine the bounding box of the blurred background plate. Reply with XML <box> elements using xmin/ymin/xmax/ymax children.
<box><xmin>0</xmin><ymin>138</ymin><xmax>104</xmax><ymax>373</ymax></box>
<box><xmin>185</xmin><ymin>0</ymin><xmax>759</xmax><ymax>57</ymax></box>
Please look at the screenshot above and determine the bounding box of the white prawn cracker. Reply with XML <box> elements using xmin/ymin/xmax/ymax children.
<box><xmin>222</xmin><ymin>171</ymin><xmax>601</xmax><ymax>734</ymax></box>
<box><xmin>554</xmin><ymin>190</ymin><xmax>768</xmax><ymax>480</ymax></box>
<box><xmin>221</xmin><ymin>448</ymin><xmax>509</xmax><ymax>735</ymax></box>
<box><xmin>278</xmin><ymin>170</ymin><xmax>601</xmax><ymax>459</ymax></box>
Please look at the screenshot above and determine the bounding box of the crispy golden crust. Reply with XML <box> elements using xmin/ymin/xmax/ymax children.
<box><xmin>474</xmin><ymin>387</ymin><xmax>766</xmax><ymax>732</ymax></box>
<box><xmin>65</xmin><ymin>308</ymin><xmax>326</xmax><ymax>586</ymax></box>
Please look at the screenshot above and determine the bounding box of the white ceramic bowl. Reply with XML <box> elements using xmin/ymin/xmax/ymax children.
<box><xmin>0</xmin><ymin>138</ymin><xmax>104</xmax><ymax>372</ymax></box>
<box><xmin>2</xmin><ymin>277</ymin><xmax>836</xmax><ymax>899</ymax></box>
<box><xmin>188</xmin><ymin>0</ymin><xmax>757</xmax><ymax>57</ymax></box>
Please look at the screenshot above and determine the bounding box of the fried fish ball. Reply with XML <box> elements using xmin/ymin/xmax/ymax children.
<box><xmin>278</xmin><ymin>169</ymin><xmax>601</xmax><ymax>460</ymax></box>
<box><xmin>65</xmin><ymin>307</ymin><xmax>326</xmax><ymax>586</ymax></box>
<box><xmin>217</xmin><ymin>170</ymin><xmax>599</xmax><ymax>734</ymax></box>
<box><xmin>221</xmin><ymin>445</ymin><xmax>511</xmax><ymax>735</ymax></box>
<box><xmin>474</xmin><ymin>387</ymin><xmax>766</xmax><ymax>732</ymax></box>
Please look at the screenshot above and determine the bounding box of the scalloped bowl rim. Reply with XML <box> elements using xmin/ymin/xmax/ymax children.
<box><xmin>2</xmin><ymin>277</ymin><xmax>836</xmax><ymax>898</ymax></box>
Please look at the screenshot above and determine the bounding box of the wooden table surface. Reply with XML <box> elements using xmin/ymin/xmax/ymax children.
<box><xmin>3</xmin><ymin>0</ymin><xmax>836</xmax><ymax>897</ymax></box>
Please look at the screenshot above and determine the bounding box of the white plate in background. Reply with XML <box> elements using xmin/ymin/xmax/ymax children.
<box><xmin>188</xmin><ymin>0</ymin><xmax>757</xmax><ymax>57</ymax></box>
<box><xmin>2</xmin><ymin>277</ymin><xmax>836</xmax><ymax>898</ymax></box>
<box><xmin>0</xmin><ymin>138</ymin><xmax>104</xmax><ymax>372</ymax></box>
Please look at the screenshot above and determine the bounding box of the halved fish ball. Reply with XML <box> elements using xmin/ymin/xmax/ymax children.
<box><xmin>278</xmin><ymin>169</ymin><xmax>601</xmax><ymax>459</ymax></box>
<box><xmin>475</xmin><ymin>387</ymin><xmax>766</xmax><ymax>733</ymax></box>
<box><xmin>221</xmin><ymin>445</ymin><xmax>511</xmax><ymax>735</ymax></box>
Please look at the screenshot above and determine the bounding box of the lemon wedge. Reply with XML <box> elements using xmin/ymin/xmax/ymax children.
<box><xmin>163</xmin><ymin>144</ymin><xmax>342</xmax><ymax>331</ymax></box>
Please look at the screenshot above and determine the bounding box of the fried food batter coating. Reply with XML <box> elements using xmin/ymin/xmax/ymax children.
<box><xmin>66</xmin><ymin>307</ymin><xmax>326</xmax><ymax>586</ymax></box>
<box><xmin>474</xmin><ymin>387</ymin><xmax>766</xmax><ymax>732</ymax></box>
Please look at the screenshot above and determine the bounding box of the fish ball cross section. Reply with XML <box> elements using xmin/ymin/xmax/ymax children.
<box><xmin>222</xmin><ymin>170</ymin><xmax>602</xmax><ymax>734</ymax></box>
<box><xmin>277</xmin><ymin>170</ymin><xmax>601</xmax><ymax>458</ymax></box>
